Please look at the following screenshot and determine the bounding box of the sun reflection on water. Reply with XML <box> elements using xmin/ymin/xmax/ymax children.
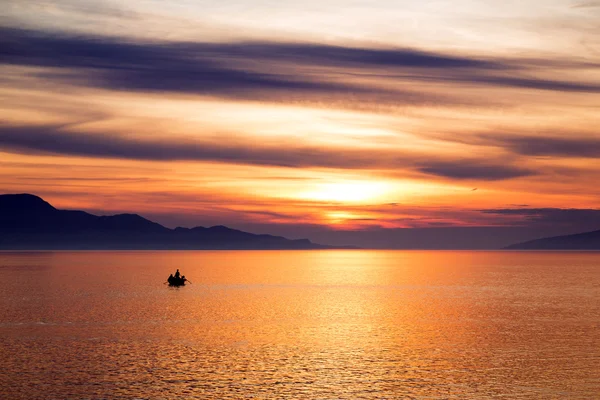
<box><xmin>1</xmin><ymin>250</ymin><xmax>599</xmax><ymax>398</ymax></box>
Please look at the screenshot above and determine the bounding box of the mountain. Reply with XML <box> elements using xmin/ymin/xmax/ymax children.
<box><xmin>0</xmin><ymin>194</ymin><xmax>340</xmax><ymax>250</ymax></box>
<box><xmin>505</xmin><ymin>229</ymin><xmax>600</xmax><ymax>250</ymax></box>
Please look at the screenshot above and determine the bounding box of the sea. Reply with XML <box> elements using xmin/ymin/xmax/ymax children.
<box><xmin>1</xmin><ymin>250</ymin><xmax>599</xmax><ymax>399</ymax></box>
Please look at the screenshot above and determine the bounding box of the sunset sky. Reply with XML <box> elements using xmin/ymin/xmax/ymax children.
<box><xmin>1</xmin><ymin>0</ymin><xmax>599</xmax><ymax>247</ymax></box>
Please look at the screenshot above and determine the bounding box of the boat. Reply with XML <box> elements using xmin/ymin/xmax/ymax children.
<box><xmin>167</xmin><ymin>275</ymin><xmax>188</xmax><ymax>286</ymax></box>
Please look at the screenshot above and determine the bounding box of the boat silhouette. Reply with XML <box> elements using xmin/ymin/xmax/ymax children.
<box><xmin>166</xmin><ymin>273</ymin><xmax>189</xmax><ymax>286</ymax></box>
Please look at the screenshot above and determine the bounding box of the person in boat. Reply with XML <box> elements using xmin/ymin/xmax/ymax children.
<box><xmin>174</xmin><ymin>269</ymin><xmax>181</xmax><ymax>279</ymax></box>
<box><xmin>167</xmin><ymin>274</ymin><xmax>174</xmax><ymax>285</ymax></box>
<box><xmin>181</xmin><ymin>275</ymin><xmax>187</xmax><ymax>284</ymax></box>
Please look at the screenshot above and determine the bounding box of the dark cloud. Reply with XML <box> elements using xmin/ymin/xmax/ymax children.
<box><xmin>0</xmin><ymin>124</ymin><xmax>533</xmax><ymax>181</ymax></box>
<box><xmin>0</xmin><ymin>27</ymin><xmax>497</xmax><ymax>70</ymax></box>
<box><xmin>458</xmin><ymin>75</ymin><xmax>600</xmax><ymax>93</ymax></box>
<box><xmin>0</xmin><ymin>26</ymin><xmax>455</xmax><ymax>105</ymax></box>
<box><xmin>424</xmin><ymin>131</ymin><xmax>600</xmax><ymax>159</ymax></box>
<box><xmin>0</xmin><ymin>29</ymin><xmax>347</xmax><ymax>94</ymax></box>
<box><xmin>481</xmin><ymin>208</ymin><xmax>600</xmax><ymax>230</ymax></box>
<box><xmin>1</xmin><ymin>26</ymin><xmax>599</xmax><ymax>104</ymax></box>
<box><xmin>417</xmin><ymin>160</ymin><xmax>535</xmax><ymax>180</ymax></box>
<box><xmin>480</xmin><ymin>134</ymin><xmax>600</xmax><ymax>158</ymax></box>
<box><xmin>216</xmin><ymin>42</ymin><xmax>499</xmax><ymax>69</ymax></box>
<box><xmin>0</xmin><ymin>124</ymin><xmax>378</xmax><ymax>168</ymax></box>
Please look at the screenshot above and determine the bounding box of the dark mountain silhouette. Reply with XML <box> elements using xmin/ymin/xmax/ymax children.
<box><xmin>505</xmin><ymin>229</ymin><xmax>600</xmax><ymax>250</ymax></box>
<box><xmin>0</xmin><ymin>194</ymin><xmax>345</xmax><ymax>250</ymax></box>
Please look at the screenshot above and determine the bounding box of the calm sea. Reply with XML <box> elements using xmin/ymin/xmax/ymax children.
<box><xmin>1</xmin><ymin>250</ymin><xmax>599</xmax><ymax>399</ymax></box>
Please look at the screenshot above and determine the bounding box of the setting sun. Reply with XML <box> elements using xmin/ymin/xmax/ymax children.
<box><xmin>298</xmin><ymin>181</ymin><xmax>389</xmax><ymax>203</ymax></box>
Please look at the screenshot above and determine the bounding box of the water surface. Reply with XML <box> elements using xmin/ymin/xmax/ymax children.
<box><xmin>1</xmin><ymin>250</ymin><xmax>599</xmax><ymax>398</ymax></box>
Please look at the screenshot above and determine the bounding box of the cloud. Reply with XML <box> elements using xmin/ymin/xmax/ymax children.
<box><xmin>0</xmin><ymin>27</ymin><xmax>498</xmax><ymax>70</ymax></box>
<box><xmin>480</xmin><ymin>134</ymin><xmax>600</xmax><ymax>158</ymax></box>
<box><xmin>215</xmin><ymin>42</ymin><xmax>500</xmax><ymax>69</ymax></box>
<box><xmin>3</xmin><ymin>0</ymin><xmax>139</xmax><ymax>19</ymax></box>
<box><xmin>1</xmin><ymin>26</ymin><xmax>599</xmax><ymax>107</ymax></box>
<box><xmin>459</xmin><ymin>75</ymin><xmax>600</xmax><ymax>93</ymax></box>
<box><xmin>0</xmin><ymin>124</ymin><xmax>533</xmax><ymax>181</ymax></box>
<box><xmin>417</xmin><ymin>160</ymin><xmax>535</xmax><ymax>180</ymax></box>
<box><xmin>571</xmin><ymin>1</ymin><xmax>600</xmax><ymax>9</ymax></box>
<box><xmin>0</xmin><ymin>28</ymin><xmax>341</xmax><ymax>92</ymax></box>
<box><xmin>481</xmin><ymin>207</ymin><xmax>600</xmax><ymax>230</ymax></box>
<box><xmin>424</xmin><ymin>131</ymin><xmax>600</xmax><ymax>159</ymax></box>
<box><xmin>0</xmin><ymin>27</ymin><xmax>451</xmax><ymax>106</ymax></box>
<box><xmin>0</xmin><ymin>124</ymin><xmax>374</xmax><ymax>168</ymax></box>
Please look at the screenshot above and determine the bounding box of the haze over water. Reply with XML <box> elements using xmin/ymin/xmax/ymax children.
<box><xmin>1</xmin><ymin>250</ymin><xmax>599</xmax><ymax>398</ymax></box>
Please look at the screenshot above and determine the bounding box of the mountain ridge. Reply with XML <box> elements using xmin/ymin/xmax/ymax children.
<box><xmin>0</xmin><ymin>194</ymin><xmax>350</xmax><ymax>250</ymax></box>
<box><xmin>505</xmin><ymin>229</ymin><xmax>600</xmax><ymax>250</ymax></box>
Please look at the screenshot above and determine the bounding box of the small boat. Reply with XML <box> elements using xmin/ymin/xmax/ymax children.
<box><xmin>167</xmin><ymin>275</ymin><xmax>188</xmax><ymax>286</ymax></box>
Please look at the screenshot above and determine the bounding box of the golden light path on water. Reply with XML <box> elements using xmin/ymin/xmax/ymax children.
<box><xmin>1</xmin><ymin>250</ymin><xmax>599</xmax><ymax>398</ymax></box>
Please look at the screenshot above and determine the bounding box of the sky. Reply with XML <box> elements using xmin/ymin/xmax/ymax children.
<box><xmin>1</xmin><ymin>0</ymin><xmax>599</xmax><ymax>248</ymax></box>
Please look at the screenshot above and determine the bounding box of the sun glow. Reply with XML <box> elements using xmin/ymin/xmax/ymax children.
<box><xmin>299</xmin><ymin>181</ymin><xmax>389</xmax><ymax>203</ymax></box>
<box><xmin>325</xmin><ymin>211</ymin><xmax>367</xmax><ymax>225</ymax></box>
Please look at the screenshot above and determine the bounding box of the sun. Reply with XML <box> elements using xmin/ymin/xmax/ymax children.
<box><xmin>299</xmin><ymin>181</ymin><xmax>389</xmax><ymax>203</ymax></box>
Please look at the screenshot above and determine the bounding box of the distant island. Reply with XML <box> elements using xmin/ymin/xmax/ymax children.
<box><xmin>506</xmin><ymin>229</ymin><xmax>600</xmax><ymax>250</ymax></box>
<box><xmin>3</xmin><ymin>193</ymin><xmax>599</xmax><ymax>251</ymax></box>
<box><xmin>0</xmin><ymin>194</ymin><xmax>352</xmax><ymax>250</ymax></box>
